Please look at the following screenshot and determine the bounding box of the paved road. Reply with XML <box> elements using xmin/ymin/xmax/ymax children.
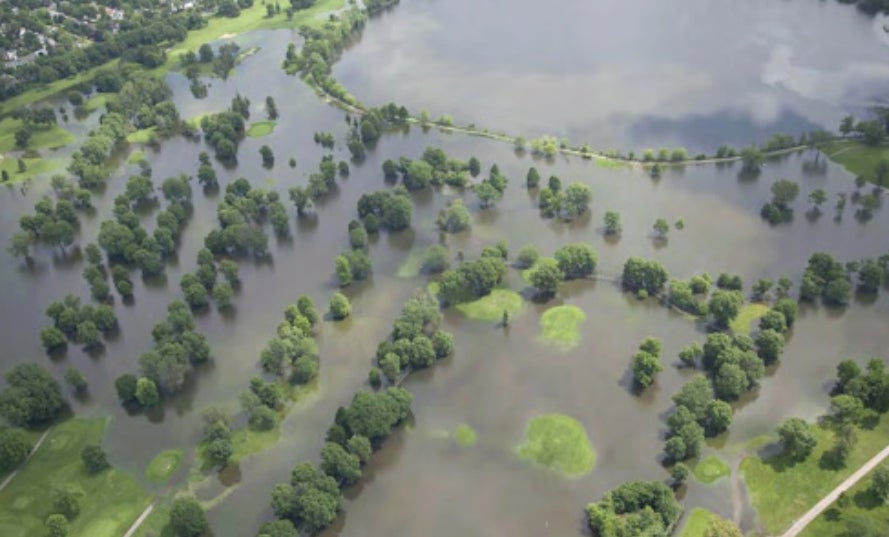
<box><xmin>780</xmin><ymin>443</ymin><xmax>889</xmax><ymax>537</ymax></box>
<box><xmin>0</xmin><ymin>428</ymin><xmax>51</xmax><ymax>493</ymax></box>
<box><xmin>122</xmin><ymin>503</ymin><xmax>155</xmax><ymax>537</ymax></box>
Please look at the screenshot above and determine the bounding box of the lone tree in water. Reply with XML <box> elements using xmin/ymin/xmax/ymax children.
<box><xmin>653</xmin><ymin>218</ymin><xmax>669</xmax><ymax>239</ymax></box>
<box><xmin>501</xmin><ymin>309</ymin><xmax>510</xmax><ymax>327</ymax></box>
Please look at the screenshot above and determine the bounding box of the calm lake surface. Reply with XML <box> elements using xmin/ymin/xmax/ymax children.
<box><xmin>335</xmin><ymin>0</ymin><xmax>889</xmax><ymax>152</ymax></box>
<box><xmin>2</xmin><ymin>1</ymin><xmax>889</xmax><ymax>535</ymax></box>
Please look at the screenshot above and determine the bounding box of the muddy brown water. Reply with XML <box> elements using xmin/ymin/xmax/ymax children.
<box><xmin>1</xmin><ymin>4</ymin><xmax>889</xmax><ymax>535</ymax></box>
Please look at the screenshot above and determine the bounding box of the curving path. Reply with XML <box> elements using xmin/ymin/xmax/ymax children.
<box><xmin>779</xmin><ymin>443</ymin><xmax>889</xmax><ymax>537</ymax></box>
<box><xmin>0</xmin><ymin>427</ymin><xmax>51</xmax><ymax>493</ymax></box>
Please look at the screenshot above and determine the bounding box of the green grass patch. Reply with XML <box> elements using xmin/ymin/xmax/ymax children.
<box><xmin>538</xmin><ymin>305</ymin><xmax>586</xmax><ymax>349</ymax></box>
<box><xmin>145</xmin><ymin>450</ymin><xmax>183</xmax><ymax>484</ymax></box>
<box><xmin>159</xmin><ymin>0</ymin><xmax>346</xmax><ymax>73</ymax></box>
<box><xmin>454</xmin><ymin>288</ymin><xmax>524</xmax><ymax>322</ymax></box>
<box><xmin>0</xmin><ymin>60</ymin><xmax>120</xmax><ymax>117</ymax></box>
<box><xmin>0</xmin><ymin>418</ymin><xmax>150</xmax><ymax>537</ymax></box>
<box><xmin>594</xmin><ymin>158</ymin><xmax>628</xmax><ymax>170</ymax></box>
<box><xmin>0</xmin><ymin>118</ymin><xmax>75</xmax><ymax>153</ymax></box>
<box><xmin>520</xmin><ymin>257</ymin><xmax>555</xmax><ymax>283</ymax></box>
<box><xmin>453</xmin><ymin>424</ymin><xmax>477</xmax><ymax>447</ymax></box>
<box><xmin>729</xmin><ymin>303</ymin><xmax>769</xmax><ymax>334</ymax></box>
<box><xmin>678</xmin><ymin>508</ymin><xmax>723</xmax><ymax>537</ymax></box>
<box><xmin>800</xmin><ymin>462</ymin><xmax>889</xmax><ymax>537</ymax></box>
<box><xmin>693</xmin><ymin>455</ymin><xmax>731</xmax><ymax>484</ymax></box>
<box><xmin>741</xmin><ymin>416</ymin><xmax>889</xmax><ymax>535</ymax></box>
<box><xmin>82</xmin><ymin>94</ymin><xmax>110</xmax><ymax>114</ymax></box>
<box><xmin>516</xmin><ymin>414</ymin><xmax>596</xmax><ymax>477</ymax></box>
<box><xmin>396</xmin><ymin>250</ymin><xmax>425</xmax><ymax>279</ymax></box>
<box><xmin>126</xmin><ymin>127</ymin><xmax>157</xmax><ymax>145</ymax></box>
<box><xmin>128</xmin><ymin>150</ymin><xmax>146</xmax><ymax>165</ymax></box>
<box><xmin>0</xmin><ymin>156</ymin><xmax>62</xmax><ymax>184</ymax></box>
<box><xmin>246</xmin><ymin>120</ymin><xmax>276</xmax><ymax>138</ymax></box>
<box><xmin>823</xmin><ymin>139</ymin><xmax>889</xmax><ymax>185</ymax></box>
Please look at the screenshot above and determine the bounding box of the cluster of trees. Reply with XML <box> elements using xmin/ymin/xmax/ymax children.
<box><xmin>799</xmin><ymin>252</ymin><xmax>853</xmax><ymax>307</ymax></box>
<box><xmin>365</xmin><ymin>0</ymin><xmax>400</xmax><ymax>15</ymax></box>
<box><xmin>260</xmin><ymin>376</ymin><xmax>413</xmax><ymax>535</ymax></box>
<box><xmin>201</xmin><ymin>108</ymin><xmax>246</xmax><ymax>162</ymax></box>
<box><xmin>0</xmin><ymin>427</ymin><xmax>32</xmax><ymax>473</ymax></box>
<box><xmin>622</xmin><ymin>257</ymin><xmax>669</xmax><ymax>298</ymax></box>
<box><xmin>355</xmin><ymin>187</ymin><xmax>413</xmax><ymax>233</ymax></box>
<box><xmin>663</xmin><ymin>301</ymin><xmax>795</xmax><ymax>462</ymax></box>
<box><xmin>68</xmin><ymin>111</ymin><xmax>130</xmax><ymax>188</ymax></box>
<box><xmin>525</xmin><ymin>243</ymin><xmax>597</xmax><ymax>299</ymax></box>
<box><xmin>668</xmin><ymin>274</ymin><xmax>711</xmax><ymax>315</ymax></box>
<box><xmin>313</xmin><ymin>132</ymin><xmax>335</xmax><ymax>149</ymax></box>
<box><xmin>437</xmin><ymin>251</ymin><xmax>507</xmax><ymax>306</ymax></box>
<box><xmin>586</xmin><ymin>480</ymin><xmax>682</xmax><ymax>536</ymax></box>
<box><xmin>631</xmin><ymin>337</ymin><xmax>663</xmax><ymax>389</ymax></box>
<box><xmin>97</xmin><ymin>173</ymin><xmax>193</xmax><ymax>282</ymax></box>
<box><xmin>347</xmin><ymin>104</ymin><xmax>410</xmax><ymax>159</ymax></box>
<box><xmin>383</xmin><ymin>146</ymin><xmax>471</xmax><ymax>190</ymax></box>
<box><xmin>0</xmin><ymin>363</ymin><xmax>65</xmax><ymax>427</ymax></box>
<box><xmin>474</xmin><ymin>164</ymin><xmax>508</xmax><ymax>208</ymax></box>
<box><xmin>641</xmin><ymin>147</ymin><xmax>690</xmax><ymax>163</ymax></box>
<box><xmin>437</xmin><ymin>198</ymin><xmax>471</xmax><ymax>233</ymax></box>
<box><xmin>370</xmin><ymin>292</ymin><xmax>453</xmax><ymax>385</ymax></box>
<box><xmin>11</xmin><ymin>106</ymin><xmax>56</xmax><ymax>149</ymax></box>
<box><xmin>204</xmin><ymin>178</ymin><xmax>273</xmax><ymax>257</ymax></box>
<box><xmin>0</xmin><ymin>12</ymin><xmax>196</xmax><ymax>99</ymax></box>
<box><xmin>114</xmin><ymin>71</ymin><xmax>181</xmax><ymax>137</ymax></box>
<box><xmin>334</xmin><ymin>221</ymin><xmax>372</xmax><ymax>287</ymax></box>
<box><xmin>196</xmin><ymin>152</ymin><xmax>219</xmax><ymax>191</ymax></box>
<box><xmin>115</xmin><ymin>300</ymin><xmax>210</xmax><ymax>408</ymax></box>
<box><xmin>12</xmin><ymin>194</ymin><xmax>84</xmax><ymax>259</ymax></box>
<box><xmin>265</xmin><ymin>296</ymin><xmax>435</xmax><ymax>535</ymax></box>
<box><xmin>181</xmin><ymin>41</ymin><xmax>241</xmax><ymax>83</ymax></box>
<box><xmin>760</xmin><ymin>179</ymin><xmax>800</xmax><ymax>225</ymax></box>
<box><xmin>530</xmin><ymin>173</ymin><xmax>592</xmax><ymax>220</ymax></box>
<box><xmin>288</xmin><ymin>155</ymin><xmax>348</xmax><ymax>211</ymax></box>
<box><xmin>283</xmin><ymin>9</ymin><xmax>368</xmax><ymax>106</ymax></box>
<box><xmin>41</xmin><ymin>295</ymin><xmax>117</xmax><ymax>352</ymax></box>
<box><xmin>180</xmin><ymin>248</ymin><xmax>239</xmax><ymax>310</ymax></box>
<box><xmin>258</xmin><ymin>297</ymin><xmax>321</xmax><ymax>385</ymax></box>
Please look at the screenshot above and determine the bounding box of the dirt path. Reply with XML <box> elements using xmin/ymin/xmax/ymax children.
<box><xmin>122</xmin><ymin>502</ymin><xmax>155</xmax><ymax>537</ymax></box>
<box><xmin>0</xmin><ymin>427</ymin><xmax>51</xmax><ymax>493</ymax></box>
<box><xmin>779</xmin><ymin>443</ymin><xmax>889</xmax><ymax>537</ymax></box>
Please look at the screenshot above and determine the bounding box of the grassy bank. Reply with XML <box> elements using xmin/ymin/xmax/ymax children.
<box><xmin>159</xmin><ymin>0</ymin><xmax>346</xmax><ymax>73</ymax></box>
<box><xmin>799</xmin><ymin>462</ymin><xmax>889</xmax><ymax>537</ymax></box>
<box><xmin>823</xmin><ymin>139</ymin><xmax>889</xmax><ymax>185</ymax></box>
<box><xmin>0</xmin><ymin>155</ymin><xmax>62</xmax><ymax>184</ymax></box>
<box><xmin>741</xmin><ymin>416</ymin><xmax>889</xmax><ymax>535</ymax></box>
<box><xmin>0</xmin><ymin>418</ymin><xmax>150</xmax><ymax>537</ymax></box>
<box><xmin>0</xmin><ymin>118</ymin><xmax>75</xmax><ymax>153</ymax></box>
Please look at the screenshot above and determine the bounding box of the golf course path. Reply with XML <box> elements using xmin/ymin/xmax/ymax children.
<box><xmin>779</xmin><ymin>443</ymin><xmax>889</xmax><ymax>537</ymax></box>
<box><xmin>122</xmin><ymin>502</ymin><xmax>155</xmax><ymax>537</ymax></box>
<box><xmin>0</xmin><ymin>427</ymin><xmax>51</xmax><ymax>493</ymax></box>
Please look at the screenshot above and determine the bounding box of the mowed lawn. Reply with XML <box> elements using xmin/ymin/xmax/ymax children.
<box><xmin>800</xmin><ymin>461</ymin><xmax>889</xmax><ymax>537</ymax></box>
<box><xmin>741</xmin><ymin>416</ymin><xmax>889</xmax><ymax>535</ymax></box>
<box><xmin>0</xmin><ymin>418</ymin><xmax>150</xmax><ymax>537</ymax></box>
<box><xmin>822</xmin><ymin>139</ymin><xmax>889</xmax><ymax>183</ymax></box>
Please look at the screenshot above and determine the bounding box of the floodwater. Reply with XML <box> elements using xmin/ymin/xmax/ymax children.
<box><xmin>1</xmin><ymin>2</ymin><xmax>889</xmax><ymax>536</ymax></box>
<box><xmin>335</xmin><ymin>0</ymin><xmax>889</xmax><ymax>152</ymax></box>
